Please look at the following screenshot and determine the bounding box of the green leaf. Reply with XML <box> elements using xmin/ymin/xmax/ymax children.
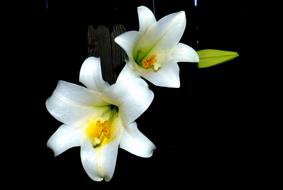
<box><xmin>197</xmin><ymin>49</ymin><xmax>239</xmax><ymax>68</ymax></box>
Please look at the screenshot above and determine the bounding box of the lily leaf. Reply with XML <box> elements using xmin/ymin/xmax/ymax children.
<box><xmin>197</xmin><ymin>49</ymin><xmax>239</xmax><ymax>68</ymax></box>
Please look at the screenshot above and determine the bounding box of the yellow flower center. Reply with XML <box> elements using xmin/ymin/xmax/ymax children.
<box><xmin>85</xmin><ymin>105</ymin><xmax>118</xmax><ymax>147</ymax></box>
<box><xmin>134</xmin><ymin>47</ymin><xmax>160</xmax><ymax>71</ymax></box>
<box><xmin>86</xmin><ymin>119</ymin><xmax>113</xmax><ymax>147</ymax></box>
<box><xmin>142</xmin><ymin>54</ymin><xmax>157</xmax><ymax>69</ymax></box>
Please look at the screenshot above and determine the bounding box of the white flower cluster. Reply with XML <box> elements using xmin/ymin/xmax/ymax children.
<box><xmin>46</xmin><ymin>6</ymin><xmax>198</xmax><ymax>182</ymax></box>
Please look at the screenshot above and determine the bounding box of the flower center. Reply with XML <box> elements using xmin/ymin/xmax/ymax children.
<box><xmin>142</xmin><ymin>54</ymin><xmax>157</xmax><ymax>69</ymax></box>
<box><xmin>85</xmin><ymin>105</ymin><xmax>118</xmax><ymax>147</ymax></box>
<box><xmin>86</xmin><ymin>119</ymin><xmax>112</xmax><ymax>147</ymax></box>
<box><xmin>134</xmin><ymin>49</ymin><xmax>160</xmax><ymax>71</ymax></box>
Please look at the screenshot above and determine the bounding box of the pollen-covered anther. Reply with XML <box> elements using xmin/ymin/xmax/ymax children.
<box><xmin>142</xmin><ymin>54</ymin><xmax>157</xmax><ymax>69</ymax></box>
<box><xmin>101</xmin><ymin>120</ymin><xmax>111</xmax><ymax>138</ymax></box>
<box><xmin>86</xmin><ymin>119</ymin><xmax>112</xmax><ymax>147</ymax></box>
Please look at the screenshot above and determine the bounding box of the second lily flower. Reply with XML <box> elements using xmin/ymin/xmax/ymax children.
<box><xmin>115</xmin><ymin>6</ymin><xmax>199</xmax><ymax>88</ymax></box>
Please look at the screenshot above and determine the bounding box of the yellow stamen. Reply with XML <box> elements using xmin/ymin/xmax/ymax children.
<box><xmin>142</xmin><ymin>54</ymin><xmax>157</xmax><ymax>69</ymax></box>
<box><xmin>86</xmin><ymin>119</ymin><xmax>112</xmax><ymax>147</ymax></box>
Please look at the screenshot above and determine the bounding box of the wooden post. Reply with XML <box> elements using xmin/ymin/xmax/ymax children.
<box><xmin>88</xmin><ymin>25</ymin><xmax>127</xmax><ymax>84</ymax></box>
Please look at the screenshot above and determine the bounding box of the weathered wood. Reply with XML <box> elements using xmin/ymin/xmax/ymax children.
<box><xmin>111</xmin><ymin>25</ymin><xmax>127</xmax><ymax>81</ymax></box>
<box><xmin>88</xmin><ymin>25</ymin><xmax>127</xmax><ymax>84</ymax></box>
<box><xmin>87</xmin><ymin>26</ymin><xmax>97</xmax><ymax>57</ymax></box>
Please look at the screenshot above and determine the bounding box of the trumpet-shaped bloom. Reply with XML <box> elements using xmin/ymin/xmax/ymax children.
<box><xmin>46</xmin><ymin>57</ymin><xmax>155</xmax><ymax>182</ymax></box>
<box><xmin>115</xmin><ymin>6</ymin><xmax>199</xmax><ymax>88</ymax></box>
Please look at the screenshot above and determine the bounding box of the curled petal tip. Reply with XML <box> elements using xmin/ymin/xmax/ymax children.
<box><xmin>138</xmin><ymin>5</ymin><xmax>149</xmax><ymax>10</ymax></box>
<box><xmin>145</xmin><ymin>144</ymin><xmax>156</xmax><ymax>158</ymax></box>
<box><xmin>47</xmin><ymin>142</ymin><xmax>59</xmax><ymax>157</ymax></box>
<box><xmin>176</xmin><ymin>11</ymin><xmax>186</xmax><ymax>19</ymax></box>
<box><xmin>179</xmin><ymin>11</ymin><xmax>185</xmax><ymax>16</ymax></box>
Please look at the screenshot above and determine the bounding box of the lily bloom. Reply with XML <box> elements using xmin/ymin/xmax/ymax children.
<box><xmin>115</xmin><ymin>6</ymin><xmax>199</xmax><ymax>88</ymax></box>
<box><xmin>46</xmin><ymin>57</ymin><xmax>155</xmax><ymax>181</ymax></box>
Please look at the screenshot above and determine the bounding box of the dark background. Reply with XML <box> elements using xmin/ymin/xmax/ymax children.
<box><xmin>6</xmin><ymin>0</ymin><xmax>266</xmax><ymax>188</ymax></box>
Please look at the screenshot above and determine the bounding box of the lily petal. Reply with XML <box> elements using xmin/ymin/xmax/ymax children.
<box><xmin>80</xmin><ymin>139</ymin><xmax>119</xmax><ymax>182</ymax></box>
<box><xmin>137</xmin><ymin>11</ymin><xmax>186</xmax><ymax>52</ymax></box>
<box><xmin>103</xmin><ymin>78</ymin><xmax>154</xmax><ymax>124</ymax></box>
<box><xmin>51</xmin><ymin>80</ymin><xmax>106</xmax><ymax>106</ymax></box>
<box><xmin>142</xmin><ymin>61</ymin><xmax>180</xmax><ymax>88</ymax></box>
<box><xmin>114</xmin><ymin>31</ymin><xmax>139</xmax><ymax>56</ymax></box>
<box><xmin>116</xmin><ymin>62</ymin><xmax>139</xmax><ymax>83</ymax></box>
<box><xmin>171</xmin><ymin>43</ymin><xmax>199</xmax><ymax>63</ymax></box>
<box><xmin>138</xmin><ymin>6</ymin><xmax>156</xmax><ymax>32</ymax></box>
<box><xmin>79</xmin><ymin>57</ymin><xmax>109</xmax><ymax>91</ymax></box>
<box><xmin>154</xmin><ymin>11</ymin><xmax>186</xmax><ymax>50</ymax></box>
<box><xmin>47</xmin><ymin>124</ymin><xmax>83</xmax><ymax>156</ymax></box>
<box><xmin>46</xmin><ymin>81</ymin><xmax>105</xmax><ymax>125</ymax></box>
<box><xmin>120</xmin><ymin>122</ymin><xmax>155</xmax><ymax>158</ymax></box>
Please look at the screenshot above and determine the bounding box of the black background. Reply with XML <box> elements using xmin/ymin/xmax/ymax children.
<box><xmin>6</xmin><ymin>0</ymin><xmax>266</xmax><ymax>188</ymax></box>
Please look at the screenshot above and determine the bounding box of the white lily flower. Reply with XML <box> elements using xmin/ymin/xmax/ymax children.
<box><xmin>115</xmin><ymin>6</ymin><xmax>199</xmax><ymax>88</ymax></box>
<box><xmin>46</xmin><ymin>57</ymin><xmax>155</xmax><ymax>182</ymax></box>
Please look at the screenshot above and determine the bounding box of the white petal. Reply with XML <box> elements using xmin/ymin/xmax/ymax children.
<box><xmin>171</xmin><ymin>43</ymin><xmax>199</xmax><ymax>62</ymax></box>
<box><xmin>103</xmin><ymin>78</ymin><xmax>154</xmax><ymax>124</ymax></box>
<box><xmin>116</xmin><ymin>61</ymin><xmax>139</xmax><ymax>83</ymax></box>
<box><xmin>79</xmin><ymin>57</ymin><xmax>109</xmax><ymax>91</ymax></box>
<box><xmin>114</xmin><ymin>31</ymin><xmax>139</xmax><ymax>57</ymax></box>
<box><xmin>137</xmin><ymin>11</ymin><xmax>186</xmax><ymax>52</ymax></box>
<box><xmin>142</xmin><ymin>61</ymin><xmax>180</xmax><ymax>88</ymax></box>
<box><xmin>46</xmin><ymin>81</ymin><xmax>105</xmax><ymax>125</ymax></box>
<box><xmin>120</xmin><ymin>122</ymin><xmax>155</xmax><ymax>158</ymax></box>
<box><xmin>80</xmin><ymin>139</ymin><xmax>120</xmax><ymax>182</ymax></box>
<box><xmin>52</xmin><ymin>80</ymin><xmax>106</xmax><ymax>106</ymax></box>
<box><xmin>154</xmin><ymin>11</ymin><xmax>186</xmax><ymax>50</ymax></box>
<box><xmin>47</xmin><ymin>124</ymin><xmax>83</xmax><ymax>156</ymax></box>
<box><xmin>138</xmin><ymin>6</ymin><xmax>156</xmax><ymax>32</ymax></box>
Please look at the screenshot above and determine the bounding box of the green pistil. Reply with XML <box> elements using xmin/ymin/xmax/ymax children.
<box><xmin>109</xmin><ymin>105</ymin><xmax>118</xmax><ymax>121</ymax></box>
<box><xmin>134</xmin><ymin>46</ymin><xmax>155</xmax><ymax>66</ymax></box>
